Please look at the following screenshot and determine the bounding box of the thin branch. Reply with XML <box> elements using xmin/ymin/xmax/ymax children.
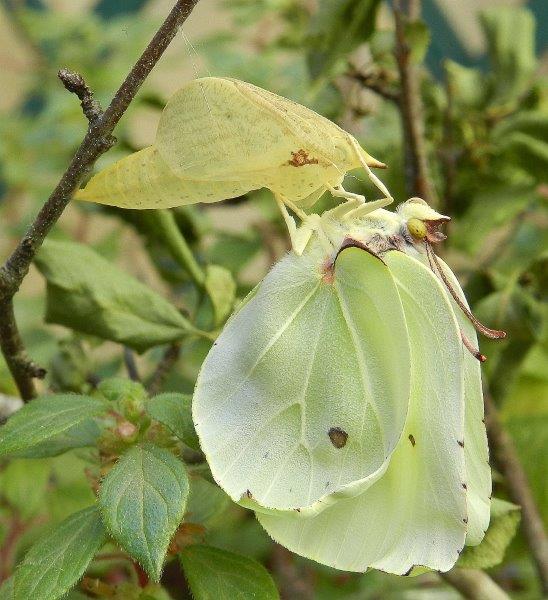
<box><xmin>484</xmin><ymin>392</ymin><xmax>548</xmax><ymax>595</ymax></box>
<box><xmin>123</xmin><ymin>348</ymin><xmax>141</xmax><ymax>382</ymax></box>
<box><xmin>0</xmin><ymin>513</ymin><xmax>24</xmax><ymax>583</ymax></box>
<box><xmin>346</xmin><ymin>69</ymin><xmax>400</xmax><ymax>104</ymax></box>
<box><xmin>147</xmin><ymin>342</ymin><xmax>181</xmax><ymax>396</ymax></box>
<box><xmin>440</xmin><ymin>568</ymin><xmax>510</xmax><ymax>600</ymax></box>
<box><xmin>0</xmin><ymin>0</ymin><xmax>201</xmax><ymax>400</ymax></box>
<box><xmin>270</xmin><ymin>544</ymin><xmax>315</xmax><ymax>600</ymax></box>
<box><xmin>392</xmin><ymin>0</ymin><xmax>438</xmax><ymax>206</ymax></box>
<box><xmin>58</xmin><ymin>68</ymin><xmax>103</xmax><ymax>124</ymax></box>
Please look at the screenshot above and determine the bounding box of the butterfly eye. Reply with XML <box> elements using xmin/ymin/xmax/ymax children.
<box><xmin>407</xmin><ymin>218</ymin><xmax>427</xmax><ymax>240</ymax></box>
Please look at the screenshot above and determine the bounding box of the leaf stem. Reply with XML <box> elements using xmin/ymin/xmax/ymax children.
<box><xmin>154</xmin><ymin>210</ymin><xmax>206</xmax><ymax>288</ymax></box>
<box><xmin>0</xmin><ymin>0</ymin><xmax>201</xmax><ymax>400</ymax></box>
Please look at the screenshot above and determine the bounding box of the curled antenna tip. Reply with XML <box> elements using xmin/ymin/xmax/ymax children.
<box><xmin>460</xmin><ymin>328</ymin><xmax>487</xmax><ymax>362</ymax></box>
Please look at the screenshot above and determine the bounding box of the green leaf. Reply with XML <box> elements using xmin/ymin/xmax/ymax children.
<box><xmin>12</xmin><ymin>418</ymin><xmax>102</xmax><ymax>458</ymax></box>
<box><xmin>146</xmin><ymin>393</ymin><xmax>199</xmax><ymax>451</ymax></box>
<box><xmin>180</xmin><ymin>545</ymin><xmax>279</xmax><ymax>600</ymax></box>
<box><xmin>205</xmin><ymin>232</ymin><xmax>261</xmax><ymax>276</ymax></box>
<box><xmin>457</xmin><ymin>498</ymin><xmax>520</xmax><ymax>569</ymax></box>
<box><xmin>445</xmin><ymin>61</ymin><xmax>488</xmax><ymax>110</ymax></box>
<box><xmin>97</xmin><ymin>377</ymin><xmax>147</xmax><ymax>403</ymax></box>
<box><xmin>186</xmin><ymin>477</ymin><xmax>231</xmax><ymax>526</ymax></box>
<box><xmin>404</xmin><ymin>20</ymin><xmax>430</xmax><ymax>64</ymax></box>
<box><xmin>480</xmin><ymin>7</ymin><xmax>536</xmax><ymax>106</ymax></box>
<box><xmin>307</xmin><ymin>0</ymin><xmax>382</xmax><ymax>79</ymax></box>
<box><xmin>99</xmin><ymin>444</ymin><xmax>190</xmax><ymax>581</ymax></box>
<box><xmin>476</xmin><ymin>285</ymin><xmax>543</xmax><ymax>343</ymax></box>
<box><xmin>0</xmin><ymin>577</ymin><xmax>14</xmax><ymax>599</ymax></box>
<box><xmin>0</xmin><ymin>459</ymin><xmax>52</xmax><ymax>518</ymax></box>
<box><xmin>499</xmin><ymin>132</ymin><xmax>548</xmax><ymax>180</ymax></box>
<box><xmin>13</xmin><ymin>505</ymin><xmax>107</xmax><ymax>600</ymax></box>
<box><xmin>34</xmin><ymin>240</ymin><xmax>198</xmax><ymax>353</ymax></box>
<box><xmin>0</xmin><ymin>394</ymin><xmax>106</xmax><ymax>457</ymax></box>
<box><xmin>204</xmin><ymin>264</ymin><xmax>236</xmax><ymax>326</ymax></box>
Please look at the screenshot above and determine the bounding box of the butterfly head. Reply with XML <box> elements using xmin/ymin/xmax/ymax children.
<box><xmin>397</xmin><ymin>198</ymin><xmax>450</xmax><ymax>244</ymax></box>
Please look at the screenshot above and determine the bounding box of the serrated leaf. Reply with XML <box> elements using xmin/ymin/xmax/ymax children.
<box><xmin>99</xmin><ymin>444</ymin><xmax>189</xmax><ymax>581</ymax></box>
<box><xmin>0</xmin><ymin>394</ymin><xmax>106</xmax><ymax>457</ymax></box>
<box><xmin>12</xmin><ymin>418</ymin><xmax>102</xmax><ymax>458</ymax></box>
<box><xmin>180</xmin><ymin>545</ymin><xmax>279</xmax><ymax>600</ymax></box>
<box><xmin>457</xmin><ymin>498</ymin><xmax>520</xmax><ymax>569</ymax></box>
<box><xmin>13</xmin><ymin>505</ymin><xmax>107</xmax><ymax>600</ymax></box>
<box><xmin>204</xmin><ymin>264</ymin><xmax>236</xmax><ymax>326</ymax></box>
<box><xmin>35</xmin><ymin>240</ymin><xmax>197</xmax><ymax>353</ymax></box>
<box><xmin>0</xmin><ymin>576</ymin><xmax>14</xmax><ymax>599</ymax></box>
<box><xmin>146</xmin><ymin>393</ymin><xmax>199</xmax><ymax>451</ymax></box>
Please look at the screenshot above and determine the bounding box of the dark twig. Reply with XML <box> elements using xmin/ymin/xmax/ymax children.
<box><xmin>271</xmin><ymin>544</ymin><xmax>315</xmax><ymax>600</ymax></box>
<box><xmin>0</xmin><ymin>298</ymin><xmax>47</xmax><ymax>399</ymax></box>
<box><xmin>123</xmin><ymin>348</ymin><xmax>141</xmax><ymax>382</ymax></box>
<box><xmin>440</xmin><ymin>568</ymin><xmax>510</xmax><ymax>600</ymax></box>
<box><xmin>147</xmin><ymin>343</ymin><xmax>181</xmax><ymax>396</ymax></box>
<box><xmin>484</xmin><ymin>392</ymin><xmax>548</xmax><ymax>595</ymax></box>
<box><xmin>347</xmin><ymin>68</ymin><xmax>400</xmax><ymax>104</ymax></box>
<box><xmin>58</xmin><ymin>68</ymin><xmax>104</xmax><ymax>123</ymax></box>
<box><xmin>392</xmin><ymin>0</ymin><xmax>438</xmax><ymax>206</ymax></box>
<box><xmin>0</xmin><ymin>0</ymin><xmax>201</xmax><ymax>400</ymax></box>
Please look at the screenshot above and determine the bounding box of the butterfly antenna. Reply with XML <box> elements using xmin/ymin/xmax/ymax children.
<box><xmin>460</xmin><ymin>329</ymin><xmax>487</xmax><ymax>362</ymax></box>
<box><xmin>426</xmin><ymin>242</ymin><xmax>506</xmax><ymax>340</ymax></box>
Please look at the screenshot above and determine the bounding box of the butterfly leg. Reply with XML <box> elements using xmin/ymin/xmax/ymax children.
<box><xmin>275</xmin><ymin>195</ymin><xmax>332</xmax><ymax>255</ymax></box>
<box><xmin>348</xmin><ymin>135</ymin><xmax>394</xmax><ymax>210</ymax></box>
<box><xmin>343</xmin><ymin>197</ymin><xmax>394</xmax><ymax>220</ymax></box>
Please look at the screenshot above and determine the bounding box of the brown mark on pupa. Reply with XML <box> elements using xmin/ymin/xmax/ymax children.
<box><xmin>462</xmin><ymin>483</ymin><xmax>468</xmax><ymax>490</ymax></box>
<box><xmin>287</xmin><ymin>149</ymin><xmax>319</xmax><ymax>167</ymax></box>
<box><xmin>458</xmin><ymin>440</ymin><xmax>464</xmax><ymax>448</ymax></box>
<box><xmin>245</xmin><ymin>489</ymin><xmax>253</xmax><ymax>499</ymax></box>
<box><xmin>328</xmin><ymin>427</ymin><xmax>348</xmax><ymax>449</ymax></box>
<box><xmin>408</xmin><ymin>434</ymin><xmax>416</xmax><ymax>447</ymax></box>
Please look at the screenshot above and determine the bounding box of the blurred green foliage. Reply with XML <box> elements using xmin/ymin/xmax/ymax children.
<box><xmin>0</xmin><ymin>1</ymin><xmax>546</xmax><ymax>598</ymax></box>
